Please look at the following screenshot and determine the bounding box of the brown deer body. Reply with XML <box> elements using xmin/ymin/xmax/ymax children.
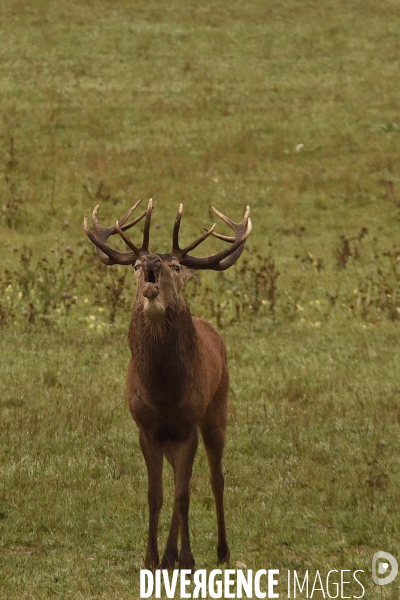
<box><xmin>84</xmin><ymin>199</ymin><xmax>251</xmax><ymax>570</ymax></box>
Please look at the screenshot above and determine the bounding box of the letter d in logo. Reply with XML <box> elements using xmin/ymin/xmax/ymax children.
<box><xmin>372</xmin><ymin>551</ymin><xmax>398</xmax><ymax>586</ymax></box>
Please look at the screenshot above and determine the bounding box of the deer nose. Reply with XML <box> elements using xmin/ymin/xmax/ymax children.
<box><xmin>142</xmin><ymin>254</ymin><xmax>162</xmax><ymax>273</ymax></box>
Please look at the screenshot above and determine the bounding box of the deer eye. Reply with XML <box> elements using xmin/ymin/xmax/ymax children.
<box><xmin>134</xmin><ymin>264</ymin><xmax>141</xmax><ymax>271</ymax></box>
<box><xmin>170</xmin><ymin>264</ymin><xmax>180</xmax><ymax>272</ymax></box>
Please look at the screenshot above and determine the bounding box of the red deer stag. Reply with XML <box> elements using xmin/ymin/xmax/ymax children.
<box><xmin>84</xmin><ymin>199</ymin><xmax>251</xmax><ymax>570</ymax></box>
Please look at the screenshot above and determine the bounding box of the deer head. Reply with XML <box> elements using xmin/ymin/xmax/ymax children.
<box><xmin>84</xmin><ymin>198</ymin><xmax>252</xmax><ymax>314</ymax></box>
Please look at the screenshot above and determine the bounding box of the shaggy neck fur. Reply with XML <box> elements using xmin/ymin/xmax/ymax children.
<box><xmin>128</xmin><ymin>297</ymin><xmax>198</xmax><ymax>404</ymax></box>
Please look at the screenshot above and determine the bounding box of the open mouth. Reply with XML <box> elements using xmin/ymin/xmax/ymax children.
<box><xmin>146</xmin><ymin>269</ymin><xmax>156</xmax><ymax>284</ymax></box>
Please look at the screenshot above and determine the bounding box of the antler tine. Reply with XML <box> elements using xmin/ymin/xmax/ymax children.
<box><xmin>115</xmin><ymin>220</ymin><xmax>141</xmax><ymax>254</ymax></box>
<box><xmin>91</xmin><ymin>198</ymin><xmax>145</xmax><ymax>235</ymax></box>
<box><xmin>84</xmin><ymin>199</ymin><xmax>149</xmax><ymax>265</ymax></box>
<box><xmin>91</xmin><ymin>204</ymin><xmax>102</xmax><ymax>233</ymax></box>
<box><xmin>203</xmin><ymin>229</ymin><xmax>235</xmax><ymax>243</ymax></box>
<box><xmin>173</xmin><ymin>203</ymin><xmax>217</xmax><ymax>256</ymax></box>
<box><xmin>115</xmin><ymin>198</ymin><xmax>153</xmax><ymax>254</ymax></box>
<box><xmin>118</xmin><ymin>198</ymin><xmax>147</xmax><ymax>232</ymax></box>
<box><xmin>141</xmin><ymin>198</ymin><xmax>153</xmax><ymax>252</ymax></box>
<box><xmin>172</xmin><ymin>203</ymin><xmax>183</xmax><ymax>253</ymax></box>
<box><xmin>173</xmin><ymin>205</ymin><xmax>251</xmax><ymax>271</ymax></box>
<box><xmin>181</xmin><ymin>223</ymin><xmax>216</xmax><ymax>255</ymax></box>
<box><xmin>206</xmin><ymin>205</ymin><xmax>251</xmax><ymax>243</ymax></box>
<box><xmin>212</xmin><ymin>204</ymin><xmax>250</xmax><ymax>226</ymax></box>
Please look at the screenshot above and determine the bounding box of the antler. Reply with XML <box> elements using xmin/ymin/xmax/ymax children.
<box><xmin>83</xmin><ymin>198</ymin><xmax>153</xmax><ymax>265</ymax></box>
<box><xmin>85</xmin><ymin>199</ymin><xmax>251</xmax><ymax>270</ymax></box>
<box><xmin>172</xmin><ymin>205</ymin><xmax>252</xmax><ymax>271</ymax></box>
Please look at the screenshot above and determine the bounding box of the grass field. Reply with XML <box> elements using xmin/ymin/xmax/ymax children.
<box><xmin>1</xmin><ymin>1</ymin><xmax>400</xmax><ymax>598</ymax></box>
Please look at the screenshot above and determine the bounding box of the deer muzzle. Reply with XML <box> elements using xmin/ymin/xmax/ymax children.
<box><xmin>141</xmin><ymin>255</ymin><xmax>162</xmax><ymax>300</ymax></box>
<box><xmin>142</xmin><ymin>282</ymin><xmax>159</xmax><ymax>299</ymax></box>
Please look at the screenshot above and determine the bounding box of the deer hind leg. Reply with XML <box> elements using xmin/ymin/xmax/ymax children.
<box><xmin>162</xmin><ymin>428</ymin><xmax>198</xmax><ymax>571</ymax></box>
<box><xmin>139</xmin><ymin>430</ymin><xmax>164</xmax><ymax>569</ymax></box>
<box><xmin>200</xmin><ymin>399</ymin><xmax>230</xmax><ymax>564</ymax></box>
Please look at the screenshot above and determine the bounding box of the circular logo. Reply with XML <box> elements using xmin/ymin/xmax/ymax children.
<box><xmin>372</xmin><ymin>552</ymin><xmax>398</xmax><ymax>586</ymax></box>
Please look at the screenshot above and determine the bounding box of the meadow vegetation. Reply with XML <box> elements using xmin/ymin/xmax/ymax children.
<box><xmin>1</xmin><ymin>0</ymin><xmax>400</xmax><ymax>598</ymax></box>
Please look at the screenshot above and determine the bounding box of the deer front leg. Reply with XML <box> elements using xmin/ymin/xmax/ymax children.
<box><xmin>163</xmin><ymin>428</ymin><xmax>198</xmax><ymax>571</ymax></box>
<box><xmin>139</xmin><ymin>430</ymin><xmax>164</xmax><ymax>569</ymax></box>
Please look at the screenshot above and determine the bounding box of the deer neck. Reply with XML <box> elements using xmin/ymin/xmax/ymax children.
<box><xmin>128</xmin><ymin>298</ymin><xmax>198</xmax><ymax>402</ymax></box>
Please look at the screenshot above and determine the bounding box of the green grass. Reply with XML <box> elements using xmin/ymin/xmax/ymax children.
<box><xmin>2</xmin><ymin>322</ymin><xmax>400</xmax><ymax>598</ymax></box>
<box><xmin>1</xmin><ymin>0</ymin><xmax>400</xmax><ymax>598</ymax></box>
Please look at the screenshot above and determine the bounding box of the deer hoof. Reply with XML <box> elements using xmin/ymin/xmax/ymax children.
<box><xmin>178</xmin><ymin>553</ymin><xmax>195</xmax><ymax>572</ymax></box>
<box><xmin>144</xmin><ymin>553</ymin><xmax>160</xmax><ymax>570</ymax></box>
<box><xmin>217</xmin><ymin>543</ymin><xmax>230</xmax><ymax>564</ymax></box>
<box><xmin>160</xmin><ymin>551</ymin><xmax>178</xmax><ymax>570</ymax></box>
